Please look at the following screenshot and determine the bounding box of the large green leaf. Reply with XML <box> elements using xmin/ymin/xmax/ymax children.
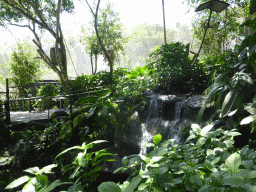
<box><xmin>198</xmin><ymin>185</ymin><xmax>222</xmax><ymax>192</ymax></box>
<box><xmin>55</xmin><ymin>145</ymin><xmax>81</xmax><ymax>159</ymax></box>
<box><xmin>67</xmin><ymin>182</ymin><xmax>83</xmax><ymax>192</ymax></box>
<box><xmin>221</xmin><ymin>90</ymin><xmax>238</xmax><ymax>118</ymax></box>
<box><xmin>123</xmin><ymin>175</ymin><xmax>142</xmax><ymax>192</ymax></box>
<box><xmin>215</xmin><ymin>72</ymin><xmax>228</xmax><ymax>83</ymax></box>
<box><xmin>5</xmin><ymin>176</ymin><xmax>31</xmax><ymax>189</ymax></box>
<box><xmin>35</xmin><ymin>175</ymin><xmax>49</xmax><ymax>190</ymax></box>
<box><xmin>40</xmin><ymin>180</ymin><xmax>72</xmax><ymax>192</ymax></box>
<box><xmin>225</xmin><ymin>153</ymin><xmax>241</xmax><ymax>175</ymax></box>
<box><xmin>39</xmin><ymin>164</ymin><xmax>58</xmax><ymax>175</ymax></box>
<box><xmin>98</xmin><ymin>182</ymin><xmax>122</xmax><ymax>192</ymax></box>
<box><xmin>243</xmin><ymin>103</ymin><xmax>256</xmax><ymax>114</ymax></box>
<box><xmin>201</xmin><ymin>124</ymin><xmax>214</xmax><ymax>135</ymax></box>
<box><xmin>197</xmin><ymin>83</ymin><xmax>223</xmax><ymax>124</ymax></box>
<box><xmin>222</xmin><ymin>175</ymin><xmax>244</xmax><ymax>187</ymax></box>
<box><xmin>237</xmin><ymin>170</ymin><xmax>256</xmax><ymax>179</ymax></box>
<box><xmin>24</xmin><ymin>167</ymin><xmax>40</xmax><ymax>175</ymax></box>
<box><xmin>189</xmin><ymin>174</ymin><xmax>202</xmax><ymax>187</ymax></box>
<box><xmin>240</xmin><ymin>114</ymin><xmax>256</xmax><ymax>125</ymax></box>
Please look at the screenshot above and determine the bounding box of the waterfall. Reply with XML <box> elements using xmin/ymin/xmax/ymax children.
<box><xmin>140</xmin><ymin>94</ymin><xmax>191</xmax><ymax>154</ymax></box>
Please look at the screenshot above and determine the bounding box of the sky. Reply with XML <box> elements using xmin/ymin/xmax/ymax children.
<box><xmin>0</xmin><ymin>0</ymin><xmax>196</xmax><ymax>47</ymax></box>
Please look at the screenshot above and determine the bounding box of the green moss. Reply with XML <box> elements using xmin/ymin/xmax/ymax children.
<box><xmin>70</xmin><ymin>105</ymin><xmax>92</xmax><ymax>119</ymax></box>
<box><xmin>73</xmin><ymin>113</ymin><xmax>89</xmax><ymax>128</ymax></box>
<box><xmin>59</xmin><ymin>120</ymin><xmax>73</xmax><ymax>140</ymax></box>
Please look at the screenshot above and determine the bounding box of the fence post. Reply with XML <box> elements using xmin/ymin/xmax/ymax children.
<box><xmin>28</xmin><ymin>99</ymin><xmax>31</xmax><ymax>112</ymax></box>
<box><xmin>5</xmin><ymin>78</ymin><xmax>10</xmax><ymax>125</ymax></box>
<box><xmin>42</xmin><ymin>98</ymin><xmax>45</xmax><ymax>111</ymax></box>
<box><xmin>60</xmin><ymin>99</ymin><xmax>62</xmax><ymax>109</ymax></box>
<box><xmin>69</xmin><ymin>86</ymin><xmax>72</xmax><ymax>114</ymax></box>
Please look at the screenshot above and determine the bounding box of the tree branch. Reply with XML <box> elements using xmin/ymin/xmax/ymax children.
<box><xmin>85</xmin><ymin>0</ymin><xmax>95</xmax><ymax>16</ymax></box>
<box><xmin>2</xmin><ymin>0</ymin><xmax>56</xmax><ymax>37</ymax></box>
<box><xmin>8</xmin><ymin>22</ymin><xmax>29</xmax><ymax>28</ymax></box>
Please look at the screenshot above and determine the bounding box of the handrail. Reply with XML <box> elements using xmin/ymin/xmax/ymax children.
<box><xmin>7</xmin><ymin>87</ymin><xmax>109</xmax><ymax>102</ymax></box>
<box><xmin>3</xmin><ymin>77</ymin><xmax>111</xmax><ymax>125</ymax></box>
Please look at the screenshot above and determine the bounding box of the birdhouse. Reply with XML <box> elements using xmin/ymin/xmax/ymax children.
<box><xmin>50</xmin><ymin>47</ymin><xmax>61</xmax><ymax>66</ymax></box>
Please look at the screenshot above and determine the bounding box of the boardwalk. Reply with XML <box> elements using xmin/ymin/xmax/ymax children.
<box><xmin>10</xmin><ymin>109</ymin><xmax>69</xmax><ymax>123</ymax></box>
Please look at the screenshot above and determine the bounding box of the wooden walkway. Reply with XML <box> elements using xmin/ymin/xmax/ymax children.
<box><xmin>10</xmin><ymin>109</ymin><xmax>69</xmax><ymax>123</ymax></box>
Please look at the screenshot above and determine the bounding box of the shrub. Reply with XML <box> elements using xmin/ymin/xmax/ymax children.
<box><xmin>201</xmin><ymin>50</ymin><xmax>240</xmax><ymax>85</ymax></box>
<box><xmin>34</xmin><ymin>84</ymin><xmax>58</xmax><ymax>110</ymax></box>
<box><xmin>147</xmin><ymin>42</ymin><xmax>208</xmax><ymax>94</ymax></box>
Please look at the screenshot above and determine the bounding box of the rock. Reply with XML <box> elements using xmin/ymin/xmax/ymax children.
<box><xmin>59</xmin><ymin>120</ymin><xmax>73</xmax><ymax>140</ymax></box>
<box><xmin>70</xmin><ymin>105</ymin><xmax>92</xmax><ymax>120</ymax></box>
<box><xmin>51</xmin><ymin>109</ymin><xmax>69</xmax><ymax>120</ymax></box>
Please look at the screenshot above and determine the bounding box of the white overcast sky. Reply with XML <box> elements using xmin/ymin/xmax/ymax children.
<box><xmin>0</xmin><ymin>0</ymin><xmax>196</xmax><ymax>48</ymax></box>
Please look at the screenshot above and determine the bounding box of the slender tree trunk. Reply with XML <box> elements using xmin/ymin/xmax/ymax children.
<box><xmin>86</xmin><ymin>0</ymin><xmax>114</xmax><ymax>84</ymax></box>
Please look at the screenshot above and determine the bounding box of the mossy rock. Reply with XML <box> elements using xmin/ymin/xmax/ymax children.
<box><xmin>59</xmin><ymin>120</ymin><xmax>73</xmax><ymax>140</ymax></box>
<box><xmin>10</xmin><ymin>131</ymin><xmax>24</xmax><ymax>143</ymax></box>
<box><xmin>70</xmin><ymin>105</ymin><xmax>92</xmax><ymax>119</ymax></box>
<box><xmin>51</xmin><ymin>109</ymin><xmax>69</xmax><ymax>121</ymax></box>
<box><xmin>73</xmin><ymin>112</ymin><xmax>89</xmax><ymax>128</ymax></box>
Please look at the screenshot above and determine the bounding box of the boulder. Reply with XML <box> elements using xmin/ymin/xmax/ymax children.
<box><xmin>73</xmin><ymin>113</ymin><xmax>89</xmax><ymax>128</ymax></box>
<box><xmin>59</xmin><ymin>120</ymin><xmax>73</xmax><ymax>140</ymax></box>
<box><xmin>51</xmin><ymin>109</ymin><xmax>69</xmax><ymax>120</ymax></box>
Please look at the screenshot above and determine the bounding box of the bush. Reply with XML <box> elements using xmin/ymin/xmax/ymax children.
<box><xmin>34</xmin><ymin>84</ymin><xmax>58</xmax><ymax>110</ymax></box>
<box><xmin>201</xmin><ymin>50</ymin><xmax>240</xmax><ymax>85</ymax></box>
<box><xmin>147</xmin><ymin>42</ymin><xmax>208</xmax><ymax>94</ymax></box>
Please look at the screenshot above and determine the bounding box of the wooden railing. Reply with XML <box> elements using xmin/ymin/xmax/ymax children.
<box><xmin>3</xmin><ymin>78</ymin><xmax>109</xmax><ymax>125</ymax></box>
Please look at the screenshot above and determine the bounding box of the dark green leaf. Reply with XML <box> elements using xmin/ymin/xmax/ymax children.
<box><xmin>221</xmin><ymin>90</ymin><xmax>238</xmax><ymax>118</ymax></box>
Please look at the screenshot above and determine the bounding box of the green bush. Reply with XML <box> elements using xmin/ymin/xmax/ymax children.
<box><xmin>5</xmin><ymin>140</ymin><xmax>116</xmax><ymax>191</ymax></box>
<box><xmin>34</xmin><ymin>84</ymin><xmax>58</xmax><ymax>110</ymax></box>
<box><xmin>147</xmin><ymin>42</ymin><xmax>208</xmax><ymax>94</ymax></box>
<box><xmin>201</xmin><ymin>51</ymin><xmax>240</xmax><ymax>85</ymax></box>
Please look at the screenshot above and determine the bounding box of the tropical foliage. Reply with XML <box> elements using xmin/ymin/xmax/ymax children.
<box><xmin>8</xmin><ymin>41</ymin><xmax>42</xmax><ymax>97</ymax></box>
<box><xmin>2</xmin><ymin>1</ymin><xmax>256</xmax><ymax>192</ymax></box>
<box><xmin>81</xmin><ymin>2</ymin><xmax>128</xmax><ymax>74</ymax></box>
<box><xmin>147</xmin><ymin>42</ymin><xmax>208</xmax><ymax>93</ymax></box>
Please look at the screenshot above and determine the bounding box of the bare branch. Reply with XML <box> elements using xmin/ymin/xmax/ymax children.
<box><xmin>85</xmin><ymin>0</ymin><xmax>95</xmax><ymax>16</ymax></box>
<box><xmin>8</xmin><ymin>22</ymin><xmax>29</xmax><ymax>28</ymax></box>
<box><xmin>2</xmin><ymin>0</ymin><xmax>56</xmax><ymax>37</ymax></box>
<box><xmin>32</xmin><ymin>39</ymin><xmax>50</xmax><ymax>63</ymax></box>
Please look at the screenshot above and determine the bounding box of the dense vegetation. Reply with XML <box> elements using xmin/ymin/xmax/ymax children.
<box><xmin>1</xmin><ymin>0</ymin><xmax>256</xmax><ymax>191</ymax></box>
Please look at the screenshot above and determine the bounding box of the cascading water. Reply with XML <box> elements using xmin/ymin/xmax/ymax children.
<box><xmin>139</xmin><ymin>94</ymin><xmax>192</xmax><ymax>155</ymax></box>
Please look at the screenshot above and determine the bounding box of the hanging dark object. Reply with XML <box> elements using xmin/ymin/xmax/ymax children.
<box><xmin>50</xmin><ymin>47</ymin><xmax>61</xmax><ymax>66</ymax></box>
<box><xmin>195</xmin><ymin>0</ymin><xmax>230</xmax><ymax>13</ymax></box>
<box><xmin>191</xmin><ymin>0</ymin><xmax>230</xmax><ymax>64</ymax></box>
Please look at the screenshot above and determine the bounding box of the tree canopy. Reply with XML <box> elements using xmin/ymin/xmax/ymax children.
<box><xmin>81</xmin><ymin>2</ymin><xmax>128</xmax><ymax>74</ymax></box>
<box><xmin>0</xmin><ymin>0</ymin><xmax>75</xmax><ymax>89</ymax></box>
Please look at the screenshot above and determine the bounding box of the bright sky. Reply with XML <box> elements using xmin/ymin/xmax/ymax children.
<box><xmin>62</xmin><ymin>0</ymin><xmax>195</xmax><ymax>33</ymax></box>
<box><xmin>0</xmin><ymin>0</ymin><xmax>195</xmax><ymax>47</ymax></box>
